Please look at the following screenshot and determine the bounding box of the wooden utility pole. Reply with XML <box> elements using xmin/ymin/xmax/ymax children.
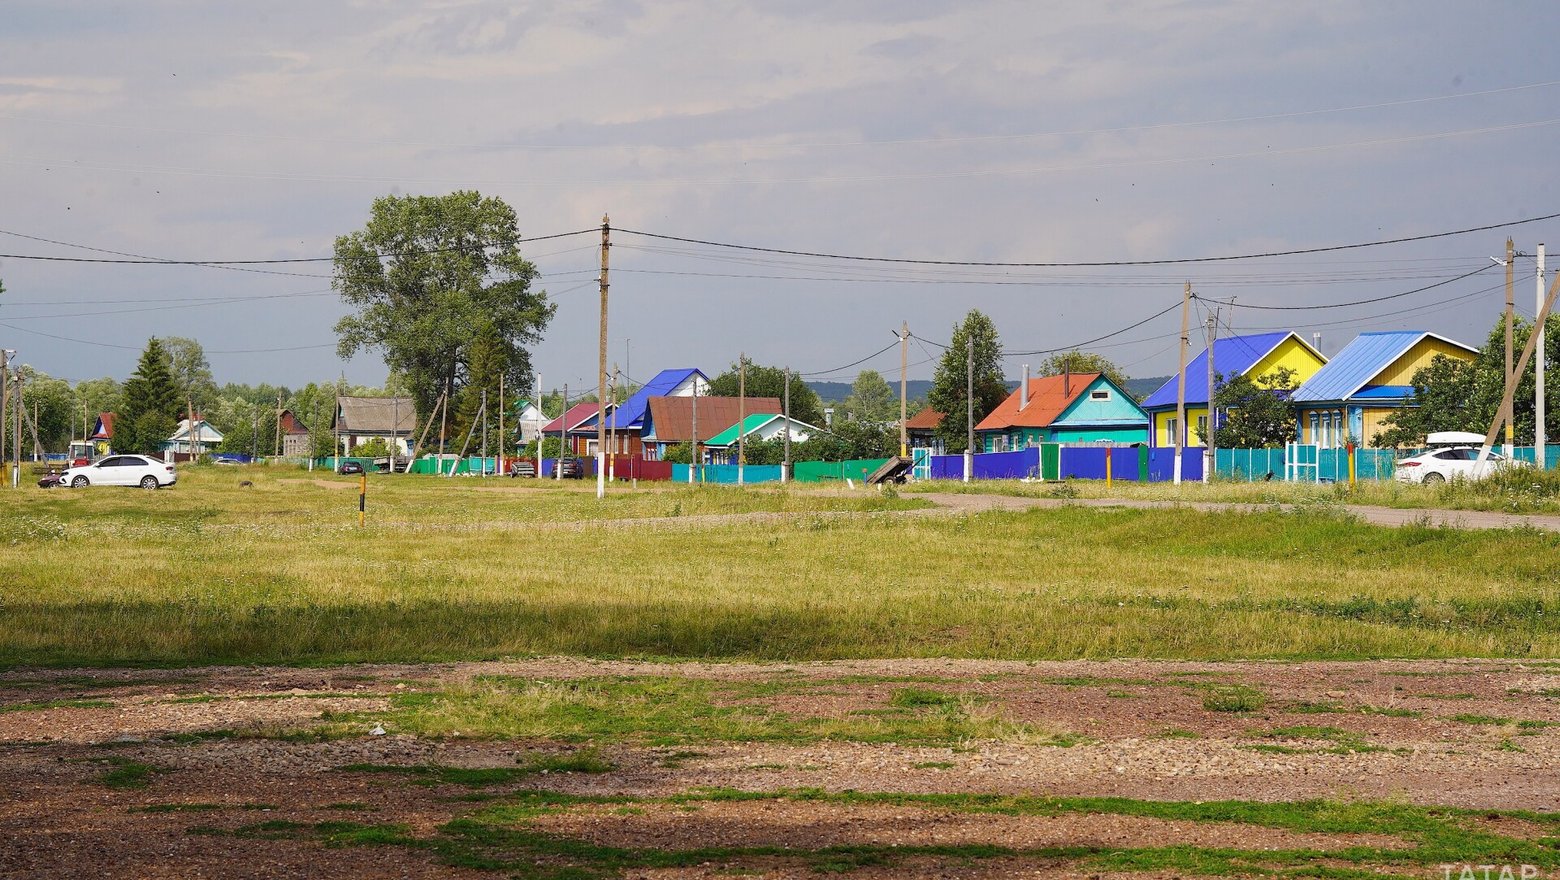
<box><xmin>13</xmin><ymin>370</ymin><xmax>24</xmax><ymax>487</ymax></box>
<box><xmin>1485</xmin><ymin>270</ymin><xmax>1560</xmax><ymax>452</ymax></box>
<box><xmin>783</xmin><ymin>366</ymin><xmax>792</xmax><ymax>483</ymax></box>
<box><xmin>186</xmin><ymin>399</ymin><xmax>196</xmax><ymax>462</ymax></box>
<box><xmin>737</xmin><ymin>353</ymin><xmax>746</xmax><ymax>486</ymax></box>
<box><xmin>899</xmin><ymin>321</ymin><xmax>909</xmax><ymax>458</ymax></box>
<box><xmin>1539</xmin><ymin>244</ymin><xmax>1548</xmax><ymax>470</ymax></box>
<box><xmin>690</xmin><ymin>378</ymin><xmax>699</xmax><ymax>484</ymax></box>
<box><xmin>596</xmin><ymin>214</ymin><xmax>610</xmax><ymax>500</ymax></box>
<box><xmin>1505</xmin><ymin>237</ymin><xmax>1516</xmax><ymax>453</ymax></box>
<box><xmin>1173</xmin><ymin>282</ymin><xmax>1191</xmax><ymax>485</ymax></box>
<box><xmin>274</xmin><ymin>393</ymin><xmax>283</xmax><ymax>459</ymax></box>
<box><xmin>608</xmin><ymin>365</ymin><xmax>619</xmax><ymax>482</ymax></box>
<box><xmin>0</xmin><ymin>349</ymin><xmax>9</xmax><ymax>487</ymax></box>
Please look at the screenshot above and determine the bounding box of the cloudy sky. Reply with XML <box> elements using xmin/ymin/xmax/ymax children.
<box><xmin>3</xmin><ymin>1</ymin><xmax>1560</xmax><ymax>393</ymax></box>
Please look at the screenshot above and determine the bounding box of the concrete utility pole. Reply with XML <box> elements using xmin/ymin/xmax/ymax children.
<box><xmin>608</xmin><ymin>365</ymin><xmax>619</xmax><ymax>482</ymax></box>
<box><xmin>13</xmin><ymin>369</ymin><xmax>23</xmax><ymax>487</ymax></box>
<box><xmin>737</xmin><ymin>353</ymin><xmax>746</xmax><ymax>486</ymax></box>
<box><xmin>559</xmin><ymin>383</ymin><xmax>567</xmax><ymax>481</ymax></box>
<box><xmin>497</xmin><ymin>373</ymin><xmax>505</xmax><ymax>476</ymax></box>
<box><xmin>596</xmin><ymin>214</ymin><xmax>610</xmax><ymax>500</ymax></box>
<box><xmin>274</xmin><ymin>393</ymin><xmax>283</xmax><ymax>459</ymax></box>
<box><xmin>1205</xmin><ymin>313</ymin><xmax>1216</xmax><ymax>484</ymax></box>
<box><xmin>0</xmin><ymin>349</ymin><xmax>10</xmax><ymax>487</ymax></box>
<box><xmin>1484</xmin><ymin>270</ymin><xmax>1560</xmax><ymax>452</ymax></box>
<box><xmin>1539</xmin><ymin>244</ymin><xmax>1548</xmax><ymax>469</ymax></box>
<box><xmin>963</xmin><ymin>336</ymin><xmax>973</xmax><ymax>483</ymax></box>
<box><xmin>899</xmin><ymin>321</ymin><xmax>909</xmax><ymax>458</ymax></box>
<box><xmin>480</xmin><ymin>388</ymin><xmax>488</xmax><ymax>473</ymax></box>
<box><xmin>392</xmin><ymin>394</ymin><xmax>400</xmax><ymax>474</ymax></box>
<box><xmin>783</xmin><ymin>366</ymin><xmax>792</xmax><ymax>483</ymax></box>
<box><xmin>690</xmin><ymin>378</ymin><xmax>699</xmax><ymax>484</ymax></box>
<box><xmin>534</xmin><ymin>376</ymin><xmax>542</xmax><ymax>478</ymax></box>
<box><xmin>1505</xmin><ymin>237</ymin><xmax>1515</xmax><ymax>455</ymax></box>
<box><xmin>1174</xmin><ymin>282</ymin><xmax>1191</xmax><ymax>485</ymax></box>
<box><xmin>440</xmin><ymin>379</ymin><xmax>450</xmax><ymax>468</ymax></box>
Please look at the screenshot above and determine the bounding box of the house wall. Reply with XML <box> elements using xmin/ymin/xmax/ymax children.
<box><xmin>1374</xmin><ymin>338</ymin><xmax>1475</xmax><ymax>385</ymax></box>
<box><xmin>1151</xmin><ymin>406</ymin><xmax>1210</xmax><ymax>448</ymax></box>
<box><xmin>282</xmin><ymin>434</ymin><xmax>311</xmax><ymax>457</ymax></box>
<box><xmin>1247</xmin><ymin>336</ymin><xmax>1327</xmax><ymax>387</ymax></box>
<box><xmin>1298</xmin><ymin>404</ymin><xmax>1414</xmax><ymax>447</ymax></box>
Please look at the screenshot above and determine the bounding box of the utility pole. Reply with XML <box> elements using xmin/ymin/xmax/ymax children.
<box><xmin>1505</xmin><ymin>237</ymin><xmax>1515</xmax><ymax>455</ymax></box>
<box><xmin>13</xmin><ymin>369</ymin><xmax>22</xmax><ymax>486</ymax></box>
<box><xmin>391</xmin><ymin>394</ymin><xmax>400</xmax><ymax>474</ymax></box>
<box><xmin>559</xmin><ymin>383</ymin><xmax>567</xmax><ymax>481</ymax></box>
<box><xmin>963</xmin><ymin>336</ymin><xmax>973</xmax><ymax>483</ymax></box>
<box><xmin>737</xmin><ymin>353</ymin><xmax>746</xmax><ymax>486</ymax></box>
<box><xmin>0</xmin><ymin>349</ymin><xmax>9</xmax><ymax>487</ymax></box>
<box><xmin>1539</xmin><ymin>243</ymin><xmax>1548</xmax><ymax>470</ymax></box>
<box><xmin>608</xmin><ymin>365</ymin><xmax>619</xmax><ymax>482</ymax></box>
<box><xmin>1484</xmin><ymin>270</ymin><xmax>1560</xmax><ymax>452</ymax></box>
<box><xmin>596</xmin><ymin>214</ymin><xmax>610</xmax><ymax>500</ymax></box>
<box><xmin>899</xmin><ymin>321</ymin><xmax>909</xmax><ymax>459</ymax></box>
<box><xmin>1205</xmin><ymin>313</ymin><xmax>1216</xmax><ymax>484</ymax></box>
<box><xmin>533</xmin><ymin>376</ymin><xmax>542</xmax><ymax>478</ymax></box>
<box><xmin>274</xmin><ymin>393</ymin><xmax>283</xmax><ymax>459</ymax></box>
<box><xmin>1174</xmin><ymin>282</ymin><xmax>1191</xmax><ymax>485</ymax></box>
<box><xmin>782</xmin><ymin>367</ymin><xmax>792</xmax><ymax>483</ymax></box>
<box><xmin>498</xmin><ymin>373</ymin><xmax>505</xmax><ymax>477</ymax></box>
<box><xmin>481</xmin><ymin>388</ymin><xmax>488</xmax><ymax>474</ymax></box>
<box><xmin>690</xmin><ymin>378</ymin><xmax>699</xmax><ymax>484</ymax></box>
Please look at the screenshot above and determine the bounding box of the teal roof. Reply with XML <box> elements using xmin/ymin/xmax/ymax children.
<box><xmin>705</xmin><ymin>414</ymin><xmax>782</xmax><ymax>447</ymax></box>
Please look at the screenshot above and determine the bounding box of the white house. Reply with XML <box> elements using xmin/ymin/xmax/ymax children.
<box><xmin>163</xmin><ymin>418</ymin><xmax>224</xmax><ymax>456</ymax></box>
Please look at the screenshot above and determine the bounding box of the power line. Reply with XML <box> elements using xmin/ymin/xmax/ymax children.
<box><xmin>1200</xmin><ymin>264</ymin><xmax>1495</xmax><ymax>310</ymax></box>
<box><xmin>0</xmin><ymin>319</ymin><xmax>336</xmax><ymax>354</ymax></box>
<box><xmin>799</xmin><ymin>341</ymin><xmax>900</xmax><ymax>377</ymax></box>
<box><xmin>615</xmin><ymin>211</ymin><xmax>1560</xmax><ymax>268</ymax></box>
<box><xmin>0</xmin><ymin>227</ymin><xmax>597</xmax><ymax>266</ymax></box>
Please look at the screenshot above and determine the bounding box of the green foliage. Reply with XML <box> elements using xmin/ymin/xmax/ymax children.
<box><xmin>13</xmin><ymin>367</ymin><xmax>75</xmax><ymax>450</ymax></box>
<box><xmin>659</xmin><ymin>442</ymin><xmax>692</xmax><ymax>464</ymax></box>
<box><xmin>1036</xmin><ymin>350</ymin><xmax>1129</xmax><ymax>390</ymax></box>
<box><xmin>350</xmin><ymin>438</ymin><xmax>392</xmax><ymax>458</ymax></box>
<box><xmin>1376</xmin><ymin>313</ymin><xmax>1560</xmax><ymax>447</ymax></box>
<box><xmin>332</xmin><ymin>191</ymin><xmax>554</xmax><ymax>422</ymax></box>
<box><xmin>163</xmin><ymin>337</ymin><xmax>217</xmax><ymax>414</ymax></box>
<box><xmin>1209</xmin><ymin>367</ymin><xmax>1299</xmax><ymax>448</ymax></box>
<box><xmin>116</xmin><ymin>338</ymin><xmax>183</xmax><ymax>453</ymax></box>
<box><xmin>928</xmin><ymin>310</ymin><xmax>1006</xmax><ymax>453</ymax></box>
<box><xmin>449</xmin><ymin>321</ymin><xmax>510</xmax><ymax>454</ymax></box>
<box><xmin>707</xmin><ymin>361</ymin><xmax>823</xmax><ymax>427</ymax></box>
<box><xmin>1202</xmin><ymin>684</ymin><xmax>1267</xmax><ymax>712</ymax></box>
<box><xmin>839</xmin><ymin>370</ymin><xmax>897</xmax><ymax>423</ymax></box>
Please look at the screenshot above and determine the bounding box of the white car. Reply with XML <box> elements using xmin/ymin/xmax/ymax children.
<box><xmin>60</xmin><ymin>454</ymin><xmax>177</xmax><ymax>489</ymax></box>
<box><xmin>1394</xmin><ymin>432</ymin><xmax>1526</xmax><ymax>485</ymax></box>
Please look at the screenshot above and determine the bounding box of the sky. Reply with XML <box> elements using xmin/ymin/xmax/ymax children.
<box><xmin>3</xmin><ymin>0</ymin><xmax>1560</xmax><ymax>395</ymax></box>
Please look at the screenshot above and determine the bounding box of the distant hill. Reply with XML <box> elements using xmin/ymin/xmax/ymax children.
<box><xmin>807</xmin><ymin>375</ymin><xmax>1172</xmax><ymax>406</ymax></box>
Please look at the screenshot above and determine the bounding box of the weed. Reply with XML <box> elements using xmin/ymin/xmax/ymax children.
<box><xmin>1202</xmin><ymin>685</ymin><xmax>1266</xmax><ymax>713</ymax></box>
<box><xmin>98</xmin><ymin>758</ymin><xmax>165</xmax><ymax>790</ymax></box>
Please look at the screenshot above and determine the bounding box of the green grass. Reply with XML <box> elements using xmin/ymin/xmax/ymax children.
<box><xmin>285</xmin><ymin>786</ymin><xmax>1560</xmax><ymax>879</ymax></box>
<box><xmin>340</xmin><ymin>750</ymin><xmax>615</xmax><ymax>788</ymax></box>
<box><xmin>97</xmin><ymin>757</ymin><xmax>165</xmax><ymax>789</ymax></box>
<box><xmin>1201</xmin><ymin>684</ymin><xmax>1267</xmax><ymax>713</ymax></box>
<box><xmin>362</xmin><ymin>676</ymin><xmax>1082</xmax><ymax>747</ymax></box>
<box><xmin>5</xmin><ymin>465</ymin><xmax>1560</xmax><ymax>665</ymax></box>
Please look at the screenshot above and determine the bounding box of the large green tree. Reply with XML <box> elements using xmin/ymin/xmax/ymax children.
<box><xmin>450</xmin><ymin>321</ymin><xmax>510</xmax><ymax>455</ymax></box>
<box><xmin>1208</xmin><ymin>367</ymin><xmax>1300</xmax><ymax>448</ymax></box>
<box><xmin>1035</xmin><ymin>350</ymin><xmax>1128</xmax><ymax>389</ymax></box>
<box><xmin>332</xmin><ymin>190</ymin><xmax>555</xmax><ymax>421</ymax></box>
<box><xmin>116</xmin><ymin>338</ymin><xmax>182</xmax><ymax>454</ymax></box>
<box><xmin>164</xmin><ymin>336</ymin><xmax>218</xmax><ymax>414</ymax></box>
<box><xmin>707</xmin><ymin>361</ymin><xmax>825</xmax><ymax>427</ymax></box>
<box><xmin>927</xmin><ymin>310</ymin><xmax>1006</xmax><ymax>453</ymax></box>
<box><xmin>840</xmin><ymin>369</ymin><xmax>897</xmax><ymax>424</ymax></box>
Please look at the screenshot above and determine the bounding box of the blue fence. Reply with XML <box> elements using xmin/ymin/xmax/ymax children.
<box><xmin>669</xmin><ymin>464</ymin><xmax>783</xmax><ymax>484</ymax></box>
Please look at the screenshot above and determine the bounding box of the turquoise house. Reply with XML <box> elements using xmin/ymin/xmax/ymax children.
<box><xmin>975</xmin><ymin>372</ymin><xmax>1149</xmax><ymax>452</ymax></box>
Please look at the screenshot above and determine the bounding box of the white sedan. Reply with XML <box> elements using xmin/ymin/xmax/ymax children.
<box><xmin>60</xmin><ymin>454</ymin><xmax>177</xmax><ymax>489</ymax></box>
<box><xmin>1394</xmin><ymin>445</ymin><xmax>1522</xmax><ymax>485</ymax></box>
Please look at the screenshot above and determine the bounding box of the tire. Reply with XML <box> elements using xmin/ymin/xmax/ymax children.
<box><xmin>1421</xmin><ymin>472</ymin><xmax>1445</xmax><ymax>485</ymax></box>
<box><xmin>140</xmin><ymin>475</ymin><xmax>160</xmax><ymax>489</ymax></box>
<box><xmin>71</xmin><ymin>475</ymin><xmax>89</xmax><ymax>488</ymax></box>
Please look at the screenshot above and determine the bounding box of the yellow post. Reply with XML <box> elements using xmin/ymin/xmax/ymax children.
<box><xmin>358</xmin><ymin>472</ymin><xmax>366</xmax><ymax>527</ymax></box>
<box><xmin>1347</xmin><ymin>443</ymin><xmax>1357</xmax><ymax>492</ymax></box>
<box><xmin>1105</xmin><ymin>445</ymin><xmax>1113</xmax><ymax>489</ymax></box>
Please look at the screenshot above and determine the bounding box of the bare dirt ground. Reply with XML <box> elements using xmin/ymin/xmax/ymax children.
<box><xmin>3</xmin><ymin>658</ymin><xmax>1557</xmax><ymax>878</ymax></box>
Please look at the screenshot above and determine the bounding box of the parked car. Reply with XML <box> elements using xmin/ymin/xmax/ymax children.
<box><xmin>338</xmin><ymin>460</ymin><xmax>365</xmax><ymax>475</ymax></box>
<box><xmin>554</xmin><ymin>457</ymin><xmax>584</xmax><ymax>479</ymax></box>
<box><xmin>1394</xmin><ymin>432</ymin><xmax>1528</xmax><ymax>484</ymax></box>
<box><xmin>507</xmin><ymin>460</ymin><xmax>537</xmax><ymax>478</ymax></box>
<box><xmin>59</xmin><ymin>454</ymin><xmax>177</xmax><ymax>489</ymax></box>
<box><xmin>37</xmin><ymin>472</ymin><xmax>62</xmax><ymax>488</ymax></box>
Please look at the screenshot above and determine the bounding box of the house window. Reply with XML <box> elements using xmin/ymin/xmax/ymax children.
<box><xmin>1165</xmin><ymin>418</ymin><xmax>1178</xmax><ymax>445</ymax></box>
<box><xmin>1090</xmin><ymin>390</ymin><xmax>1110</xmax><ymax>401</ymax></box>
<box><xmin>1196</xmin><ymin>415</ymin><xmax>1208</xmax><ymax>441</ymax></box>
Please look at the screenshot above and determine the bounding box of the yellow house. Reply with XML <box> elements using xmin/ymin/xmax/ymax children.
<box><xmin>1142</xmin><ymin>331</ymin><xmax>1326</xmax><ymax>448</ymax></box>
<box><xmin>1290</xmin><ymin>331</ymin><xmax>1478</xmax><ymax>447</ymax></box>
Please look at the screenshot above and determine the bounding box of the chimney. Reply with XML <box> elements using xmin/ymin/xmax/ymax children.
<box><xmin>1063</xmin><ymin>365</ymin><xmax>1071</xmax><ymax>399</ymax></box>
<box><xmin>1019</xmin><ymin>364</ymin><xmax>1029</xmax><ymax>410</ymax></box>
<box><xmin>1312</xmin><ymin>332</ymin><xmax>1322</xmax><ymax>355</ymax></box>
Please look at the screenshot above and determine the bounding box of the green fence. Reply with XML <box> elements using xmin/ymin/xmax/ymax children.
<box><xmin>792</xmin><ymin>457</ymin><xmax>891</xmax><ymax>483</ymax></box>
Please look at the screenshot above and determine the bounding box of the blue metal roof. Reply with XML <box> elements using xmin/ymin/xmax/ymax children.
<box><xmin>1291</xmin><ymin>331</ymin><xmax>1430</xmax><ymax>403</ymax></box>
<box><xmin>583</xmin><ymin>368</ymin><xmax>706</xmax><ymax>430</ymax></box>
<box><xmin>1140</xmin><ymin>332</ymin><xmax>1298</xmax><ymax>410</ymax></box>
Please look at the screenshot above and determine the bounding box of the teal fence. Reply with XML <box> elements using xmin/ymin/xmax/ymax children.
<box><xmin>793</xmin><ymin>458</ymin><xmax>890</xmax><ymax>483</ymax></box>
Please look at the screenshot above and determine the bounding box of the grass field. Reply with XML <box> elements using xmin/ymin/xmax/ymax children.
<box><xmin>3</xmin><ymin>463</ymin><xmax>1558</xmax><ymax>667</ymax></box>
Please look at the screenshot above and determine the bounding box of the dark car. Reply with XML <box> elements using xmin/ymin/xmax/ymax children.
<box><xmin>338</xmin><ymin>460</ymin><xmax>365</xmax><ymax>475</ymax></box>
<box><xmin>554</xmin><ymin>457</ymin><xmax>584</xmax><ymax>479</ymax></box>
<box><xmin>37</xmin><ymin>472</ymin><xmax>62</xmax><ymax>488</ymax></box>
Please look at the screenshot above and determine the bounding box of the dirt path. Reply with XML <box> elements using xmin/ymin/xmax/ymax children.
<box><xmin>2</xmin><ymin>659</ymin><xmax>1556</xmax><ymax>878</ymax></box>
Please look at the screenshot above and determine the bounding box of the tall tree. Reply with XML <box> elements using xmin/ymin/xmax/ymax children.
<box><xmin>707</xmin><ymin>361</ymin><xmax>824</xmax><ymax>427</ymax></box>
<box><xmin>840</xmin><ymin>369</ymin><xmax>897</xmax><ymax>424</ymax></box>
<box><xmin>450</xmin><ymin>321</ymin><xmax>510</xmax><ymax>454</ymax></box>
<box><xmin>1035</xmin><ymin>350</ymin><xmax>1128</xmax><ymax>389</ymax></box>
<box><xmin>117</xmin><ymin>338</ymin><xmax>182</xmax><ymax>453</ymax></box>
<box><xmin>927</xmin><ymin>310</ymin><xmax>1006</xmax><ymax>453</ymax></box>
<box><xmin>332</xmin><ymin>190</ymin><xmax>555</xmax><ymax>420</ymax></box>
<box><xmin>163</xmin><ymin>336</ymin><xmax>218</xmax><ymax>413</ymax></box>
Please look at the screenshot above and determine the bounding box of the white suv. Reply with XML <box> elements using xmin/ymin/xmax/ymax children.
<box><xmin>60</xmin><ymin>455</ymin><xmax>178</xmax><ymax>489</ymax></box>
